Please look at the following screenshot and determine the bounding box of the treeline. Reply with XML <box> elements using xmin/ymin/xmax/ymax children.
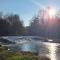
<box><xmin>0</xmin><ymin>13</ymin><xmax>25</xmax><ymax>36</ymax></box>
<box><xmin>1</xmin><ymin>10</ymin><xmax>60</xmax><ymax>39</ymax></box>
<box><xmin>27</xmin><ymin>11</ymin><xmax>60</xmax><ymax>39</ymax></box>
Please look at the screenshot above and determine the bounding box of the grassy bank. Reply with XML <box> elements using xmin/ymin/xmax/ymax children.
<box><xmin>0</xmin><ymin>46</ymin><xmax>50</xmax><ymax>60</ymax></box>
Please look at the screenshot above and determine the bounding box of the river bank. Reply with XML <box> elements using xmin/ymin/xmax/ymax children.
<box><xmin>0</xmin><ymin>46</ymin><xmax>50</xmax><ymax>60</ymax></box>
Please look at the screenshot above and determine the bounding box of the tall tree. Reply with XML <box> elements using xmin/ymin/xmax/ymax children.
<box><xmin>0</xmin><ymin>13</ymin><xmax>25</xmax><ymax>36</ymax></box>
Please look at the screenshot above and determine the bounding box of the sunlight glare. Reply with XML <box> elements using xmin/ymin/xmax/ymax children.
<box><xmin>48</xmin><ymin>7</ymin><xmax>56</xmax><ymax>18</ymax></box>
<box><xmin>48</xmin><ymin>43</ymin><xmax>57</xmax><ymax>60</ymax></box>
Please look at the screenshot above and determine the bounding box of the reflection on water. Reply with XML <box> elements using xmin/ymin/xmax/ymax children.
<box><xmin>43</xmin><ymin>42</ymin><xmax>60</xmax><ymax>60</ymax></box>
<box><xmin>20</xmin><ymin>42</ymin><xmax>39</xmax><ymax>53</ymax></box>
<box><xmin>9</xmin><ymin>41</ymin><xmax>60</xmax><ymax>60</ymax></box>
<box><xmin>45</xmin><ymin>43</ymin><xmax>57</xmax><ymax>60</ymax></box>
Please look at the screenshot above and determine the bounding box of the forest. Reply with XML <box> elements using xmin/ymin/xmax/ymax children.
<box><xmin>0</xmin><ymin>9</ymin><xmax>60</xmax><ymax>39</ymax></box>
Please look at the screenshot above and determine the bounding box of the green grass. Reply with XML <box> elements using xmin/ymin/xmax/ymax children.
<box><xmin>0</xmin><ymin>46</ymin><xmax>50</xmax><ymax>60</ymax></box>
<box><xmin>8</xmin><ymin>56</ymin><xmax>37</xmax><ymax>60</ymax></box>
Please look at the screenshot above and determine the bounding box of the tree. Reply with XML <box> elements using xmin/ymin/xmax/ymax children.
<box><xmin>0</xmin><ymin>18</ymin><xmax>10</xmax><ymax>35</ymax></box>
<box><xmin>0</xmin><ymin>13</ymin><xmax>25</xmax><ymax>36</ymax></box>
<box><xmin>28</xmin><ymin>8</ymin><xmax>60</xmax><ymax>39</ymax></box>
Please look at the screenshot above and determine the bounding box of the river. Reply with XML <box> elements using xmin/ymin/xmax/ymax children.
<box><xmin>2</xmin><ymin>36</ymin><xmax>60</xmax><ymax>60</ymax></box>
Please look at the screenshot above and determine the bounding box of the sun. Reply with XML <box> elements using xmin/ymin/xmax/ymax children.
<box><xmin>47</xmin><ymin>7</ymin><xmax>56</xmax><ymax>18</ymax></box>
<box><xmin>49</xmin><ymin>8</ymin><xmax>56</xmax><ymax>16</ymax></box>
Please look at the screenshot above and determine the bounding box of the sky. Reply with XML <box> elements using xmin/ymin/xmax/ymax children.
<box><xmin>0</xmin><ymin>0</ymin><xmax>60</xmax><ymax>26</ymax></box>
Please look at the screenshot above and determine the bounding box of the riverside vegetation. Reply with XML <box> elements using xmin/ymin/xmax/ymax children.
<box><xmin>0</xmin><ymin>44</ymin><xmax>50</xmax><ymax>60</ymax></box>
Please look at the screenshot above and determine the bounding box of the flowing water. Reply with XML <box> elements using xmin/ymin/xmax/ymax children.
<box><xmin>8</xmin><ymin>41</ymin><xmax>60</xmax><ymax>60</ymax></box>
<box><xmin>3</xmin><ymin>36</ymin><xmax>60</xmax><ymax>60</ymax></box>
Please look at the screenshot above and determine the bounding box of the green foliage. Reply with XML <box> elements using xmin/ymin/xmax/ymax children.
<box><xmin>9</xmin><ymin>56</ymin><xmax>38</xmax><ymax>60</ymax></box>
<box><xmin>0</xmin><ymin>46</ymin><xmax>50</xmax><ymax>60</ymax></box>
